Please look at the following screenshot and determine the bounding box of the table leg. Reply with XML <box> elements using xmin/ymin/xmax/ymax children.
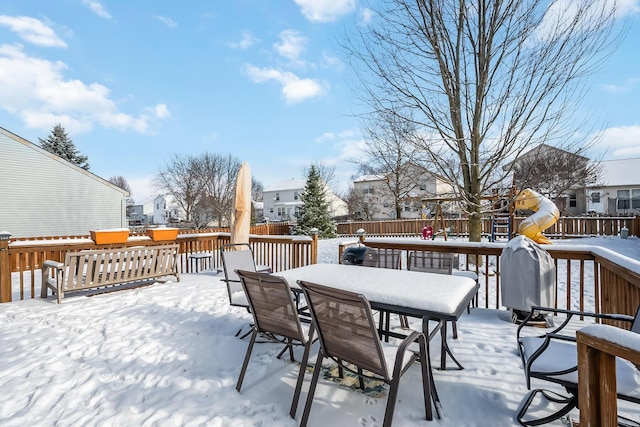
<box><xmin>440</xmin><ymin>321</ymin><xmax>464</xmax><ymax>370</ymax></box>
<box><xmin>421</xmin><ymin>317</ymin><xmax>442</xmax><ymax>418</ymax></box>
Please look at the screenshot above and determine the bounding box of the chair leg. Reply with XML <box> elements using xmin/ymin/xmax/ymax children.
<box><xmin>290</xmin><ymin>328</ymin><xmax>314</xmax><ymax>418</ymax></box>
<box><xmin>357</xmin><ymin>367</ymin><xmax>365</xmax><ymax>390</ymax></box>
<box><xmin>516</xmin><ymin>389</ymin><xmax>577</xmax><ymax>426</ymax></box>
<box><xmin>236</xmin><ymin>328</ymin><xmax>258</xmax><ymax>392</ymax></box>
<box><xmin>300</xmin><ymin>352</ymin><xmax>324</xmax><ymax>427</ymax></box>
<box><xmin>452</xmin><ymin>320</ymin><xmax>458</xmax><ymax>339</ymax></box>
<box><xmin>400</xmin><ymin>315</ymin><xmax>409</xmax><ymax>329</ymax></box>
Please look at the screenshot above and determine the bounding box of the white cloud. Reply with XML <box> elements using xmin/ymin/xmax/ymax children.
<box><xmin>81</xmin><ymin>0</ymin><xmax>112</xmax><ymax>20</ymax></box>
<box><xmin>360</xmin><ymin>8</ymin><xmax>374</xmax><ymax>24</ymax></box>
<box><xmin>0</xmin><ymin>15</ymin><xmax>67</xmax><ymax>47</ymax></box>
<box><xmin>322</xmin><ymin>51</ymin><xmax>342</xmax><ymax>69</ymax></box>
<box><xmin>600</xmin><ymin>76</ymin><xmax>640</xmax><ymax>93</ymax></box>
<box><xmin>274</xmin><ymin>29</ymin><xmax>307</xmax><ymax>62</ymax></box>
<box><xmin>154</xmin><ymin>104</ymin><xmax>170</xmax><ymax>119</ymax></box>
<box><xmin>597</xmin><ymin>124</ymin><xmax>640</xmax><ymax>157</ymax></box>
<box><xmin>155</xmin><ymin>16</ymin><xmax>177</xmax><ymax>28</ymax></box>
<box><xmin>0</xmin><ymin>44</ymin><xmax>167</xmax><ymax>134</ymax></box>
<box><xmin>293</xmin><ymin>0</ymin><xmax>356</xmax><ymax>23</ymax></box>
<box><xmin>244</xmin><ymin>64</ymin><xmax>325</xmax><ymax>103</ymax></box>
<box><xmin>230</xmin><ymin>31</ymin><xmax>258</xmax><ymax>49</ymax></box>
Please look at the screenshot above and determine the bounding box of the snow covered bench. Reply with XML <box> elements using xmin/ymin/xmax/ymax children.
<box><xmin>41</xmin><ymin>244</ymin><xmax>180</xmax><ymax>303</ymax></box>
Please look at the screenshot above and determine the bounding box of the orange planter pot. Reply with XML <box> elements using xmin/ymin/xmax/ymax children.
<box><xmin>146</xmin><ymin>228</ymin><xmax>179</xmax><ymax>241</ymax></box>
<box><xmin>90</xmin><ymin>229</ymin><xmax>130</xmax><ymax>244</ymax></box>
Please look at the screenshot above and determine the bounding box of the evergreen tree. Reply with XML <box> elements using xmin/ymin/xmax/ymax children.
<box><xmin>39</xmin><ymin>124</ymin><xmax>90</xmax><ymax>170</ymax></box>
<box><xmin>295</xmin><ymin>165</ymin><xmax>336</xmax><ymax>238</ymax></box>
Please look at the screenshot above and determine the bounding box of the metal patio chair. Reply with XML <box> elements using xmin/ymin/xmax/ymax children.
<box><xmin>516</xmin><ymin>305</ymin><xmax>640</xmax><ymax>426</ymax></box>
<box><xmin>235</xmin><ymin>269</ymin><xmax>315</xmax><ymax>419</ymax></box>
<box><xmin>297</xmin><ymin>279</ymin><xmax>438</xmax><ymax>427</ymax></box>
<box><xmin>407</xmin><ymin>250</ymin><xmax>463</xmax><ymax>338</ymax></box>
<box><xmin>221</xmin><ymin>243</ymin><xmax>258</xmax><ymax>338</ymax></box>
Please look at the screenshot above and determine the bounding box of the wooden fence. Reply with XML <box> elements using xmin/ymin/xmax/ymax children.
<box><xmin>337</xmin><ymin>236</ymin><xmax>640</xmax><ymax>325</ymax></box>
<box><xmin>336</xmin><ymin>215</ymin><xmax>640</xmax><ymax>239</ymax></box>
<box><xmin>0</xmin><ymin>231</ymin><xmax>317</xmax><ymax>303</ymax></box>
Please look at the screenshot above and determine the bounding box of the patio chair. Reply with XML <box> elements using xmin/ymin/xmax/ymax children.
<box><xmin>234</xmin><ymin>270</ymin><xmax>314</xmax><ymax>419</ymax></box>
<box><xmin>361</xmin><ymin>248</ymin><xmax>407</xmax><ymax>331</ymax></box>
<box><xmin>297</xmin><ymin>279</ymin><xmax>438</xmax><ymax>427</ymax></box>
<box><xmin>516</xmin><ymin>304</ymin><xmax>640</xmax><ymax>426</ymax></box>
<box><xmin>221</xmin><ymin>243</ymin><xmax>259</xmax><ymax>338</ymax></box>
<box><xmin>407</xmin><ymin>251</ymin><xmax>467</xmax><ymax>338</ymax></box>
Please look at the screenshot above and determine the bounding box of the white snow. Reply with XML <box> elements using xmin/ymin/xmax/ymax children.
<box><xmin>1</xmin><ymin>236</ymin><xmax>639</xmax><ymax>426</ymax></box>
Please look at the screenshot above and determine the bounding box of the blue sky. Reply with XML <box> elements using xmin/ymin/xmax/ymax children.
<box><xmin>0</xmin><ymin>0</ymin><xmax>639</xmax><ymax>203</ymax></box>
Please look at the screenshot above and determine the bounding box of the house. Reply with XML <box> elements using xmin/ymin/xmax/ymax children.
<box><xmin>0</xmin><ymin>127</ymin><xmax>129</xmax><ymax>238</ymax></box>
<box><xmin>261</xmin><ymin>179</ymin><xmax>347</xmax><ymax>222</ymax></box>
<box><xmin>128</xmin><ymin>195</ymin><xmax>181</xmax><ymax>226</ymax></box>
<box><xmin>352</xmin><ymin>164</ymin><xmax>456</xmax><ymax>220</ymax></box>
<box><xmin>506</xmin><ymin>143</ymin><xmax>594</xmax><ymax>215</ymax></box>
<box><xmin>586</xmin><ymin>158</ymin><xmax>640</xmax><ymax>215</ymax></box>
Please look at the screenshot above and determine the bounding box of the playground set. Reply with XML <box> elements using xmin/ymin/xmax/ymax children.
<box><xmin>421</xmin><ymin>187</ymin><xmax>560</xmax><ymax>245</ymax></box>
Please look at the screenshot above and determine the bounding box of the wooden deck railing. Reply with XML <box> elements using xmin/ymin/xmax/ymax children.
<box><xmin>338</xmin><ymin>235</ymin><xmax>640</xmax><ymax>320</ymax></box>
<box><xmin>0</xmin><ymin>231</ymin><xmax>317</xmax><ymax>303</ymax></box>
<box><xmin>577</xmin><ymin>325</ymin><xmax>640</xmax><ymax>426</ymax></box>
<box><xmin>337</xmin><ymin>215</ymin><xmax>640</xmax><ymax>239</ymax></box>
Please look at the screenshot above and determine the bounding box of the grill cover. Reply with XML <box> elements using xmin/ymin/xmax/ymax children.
<box><xmin>500</xmin><ymin>235</ymin><xmax>556</xmax><ymax>312</ymax></box>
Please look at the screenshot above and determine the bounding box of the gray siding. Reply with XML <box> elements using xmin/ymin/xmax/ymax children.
<box><xmin>0</xmin><ymin>128</ymin><xmax>127</xmax><ymax>238</ymax></box>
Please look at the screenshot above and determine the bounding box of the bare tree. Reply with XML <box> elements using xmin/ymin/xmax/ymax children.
<box><xmin>108</xmin><ymin>176</ymin><xmax>132</xmax><ymax>194</ymax></box>
<box><xmin>302</xmin><ymin>162</ymin><xmax>337</xmax><ymax>190</ymax></box>
<box><xmin>198</xmin><ymin>153</ymin><xmax>242</xmax><ymax>226</ymax></box>
<box><xmin>251</xmin><ymin>177</ymin><xmax>264</xmax><ymax>202</ymax></box>
<box><xmin>511</xmin><ymin>144</ymin><xmax>602</xmax><ymax>209</ymax></box>
<box><xmin>154</xmin><ymin>154</ymin><xmax>206</xmax><ymax>223</ymax></box>
<box><xmin>345</xmin><ymin>185</ymin><xmax>380</xmax><ymax>220</ymax></box>
<box><xmin>346</xmin><ymin>0</ymin><xmax>626</xmax><ymax>241</ymax></box>
<box><xmin>358</xmin><ymin>107</ymin><xmax>428</xmax><ymax>218</ymax></box>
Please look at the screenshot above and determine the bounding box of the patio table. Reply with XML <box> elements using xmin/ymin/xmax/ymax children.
<box><xmin>274</xmin><ymin>263</ymin><xmax>478</xmax><ymax>371</ymax></box>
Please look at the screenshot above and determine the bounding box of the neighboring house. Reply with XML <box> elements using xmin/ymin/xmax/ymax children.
<box><xmin>506</xmin><ymin>143</ymin><xmax>592</xmax><ymax>215</ymax></box>
<box><xmin>0</xmin><ymin>127</ymin><xmax>129</xmax><ymax>238</ymax></box>
<box><xmin>128</xmin><ymin>195</ymin><xmax>180</xmax><ymax>226</ymax></box>
<box><xmin>262</xmin><ymin>178</ymin><xmax>347</xmax><ymax>222</ymax></box>
<box><xmin>353</xmin><ymin>165</ymin><xmax>456</xmax><ymax>220</ymax></box>
<box><xmin>586</xmin><ymin>158</ymin><xmax>640</xmax><ymax>215</ymax></box>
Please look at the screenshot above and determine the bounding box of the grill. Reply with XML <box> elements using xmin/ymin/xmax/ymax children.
<box><xmin>500</xmin><ymin>235</ymin><xmax>556</xmax><ymax>324</ymax></box>
<box><xmin>341</xmin><ymin>245</ymin><xmax>378</xmax><ymax>266</ymax></box>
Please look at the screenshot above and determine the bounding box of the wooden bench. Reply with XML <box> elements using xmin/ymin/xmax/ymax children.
<box><xmin>41</xmin><ymin>244</ymin><xmax>180</xmax><ymax>303</ymax></box>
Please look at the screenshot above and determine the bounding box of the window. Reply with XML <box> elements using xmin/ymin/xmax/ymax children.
<box><xmin>363</xmin><ymin>186</ymin><xmax>374</xmax><ymax>195</ymax></box>
<box><xmin>618</xmin><ymin>190</ymin><xmax>630</xmax><ymax>210</ymax></box>
<box><xmin>275</xmin><ymin>192</ymin><xmax>280</xmax><ymax>201</ymax></box>
<box><xmin>277</xmin><ymin>207</ymin><xmax>285</xmax><ymax>217</ymax></box>
<box><xmin>294</xmin><ymin>192</ymin><xmax>299</xmax><ymax>200</ymax></box>
<box><xmin>633</xmin><ymin>189</ymin><xmax>640</xmax><ymax>209</ymax></box>
<box><xmin>269</xmin><ymin>208</ymin><xmax>273</xmax><ymax>213</ymax></box>
<box><xmin>295</xmin><ymin>206</ymin><xmax>302</xmax><ymax>216</ymax></box>
<box><xmin>569</xmin><ymin>194</ymin><xmax>577</xmax><ymax>208</ymax></box>
<box><xmin>590</xmin><ymin>192</ymin><xmax>601</xmax><ymax>203</ymax></box>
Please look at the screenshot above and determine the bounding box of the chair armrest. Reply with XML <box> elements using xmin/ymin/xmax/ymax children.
<box><xmin>43</xmin><ymin>260</ymin><xmax>63</xmax><ymax>270</ymax></box>
<box><xmin>517</xmin><ymin>305</ymin><xmax>634</xmax><ymax>341</ymax></box>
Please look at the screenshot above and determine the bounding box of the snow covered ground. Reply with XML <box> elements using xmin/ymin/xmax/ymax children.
<box><xmin>1</xmin><ymin>236</ymin><xmax>639</xmax><ymax>426</ymax></box>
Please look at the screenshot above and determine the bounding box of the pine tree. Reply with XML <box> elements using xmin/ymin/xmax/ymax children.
<box><xmin>295</xmin><ymin>165</ymin><xmax>336</xmax><ymax>238</ymax></box>
<box><xmin>39</xmin><ymin>124</ymin><xmax>90</xmax><ymax>170</ymax></box>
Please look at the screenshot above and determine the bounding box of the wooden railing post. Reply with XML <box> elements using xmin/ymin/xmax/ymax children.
<box><xmin>310</xmin><ymin>228</ymin><xmax>318</xmax><ymax>265</ymax></box>
<box><xmin>356</xmin><ymin>228</ymin><xmax>366</xmax><ymax>244</ymax></box>
<box><xmin>0</xmin><ymin>231</ymin><xmax>12</xmax><ymax>303</ymax></box>
<box><xmin>577</xmin><ymin>325</ymin><xmax>640</xmax><ymax>427</ymax></box>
